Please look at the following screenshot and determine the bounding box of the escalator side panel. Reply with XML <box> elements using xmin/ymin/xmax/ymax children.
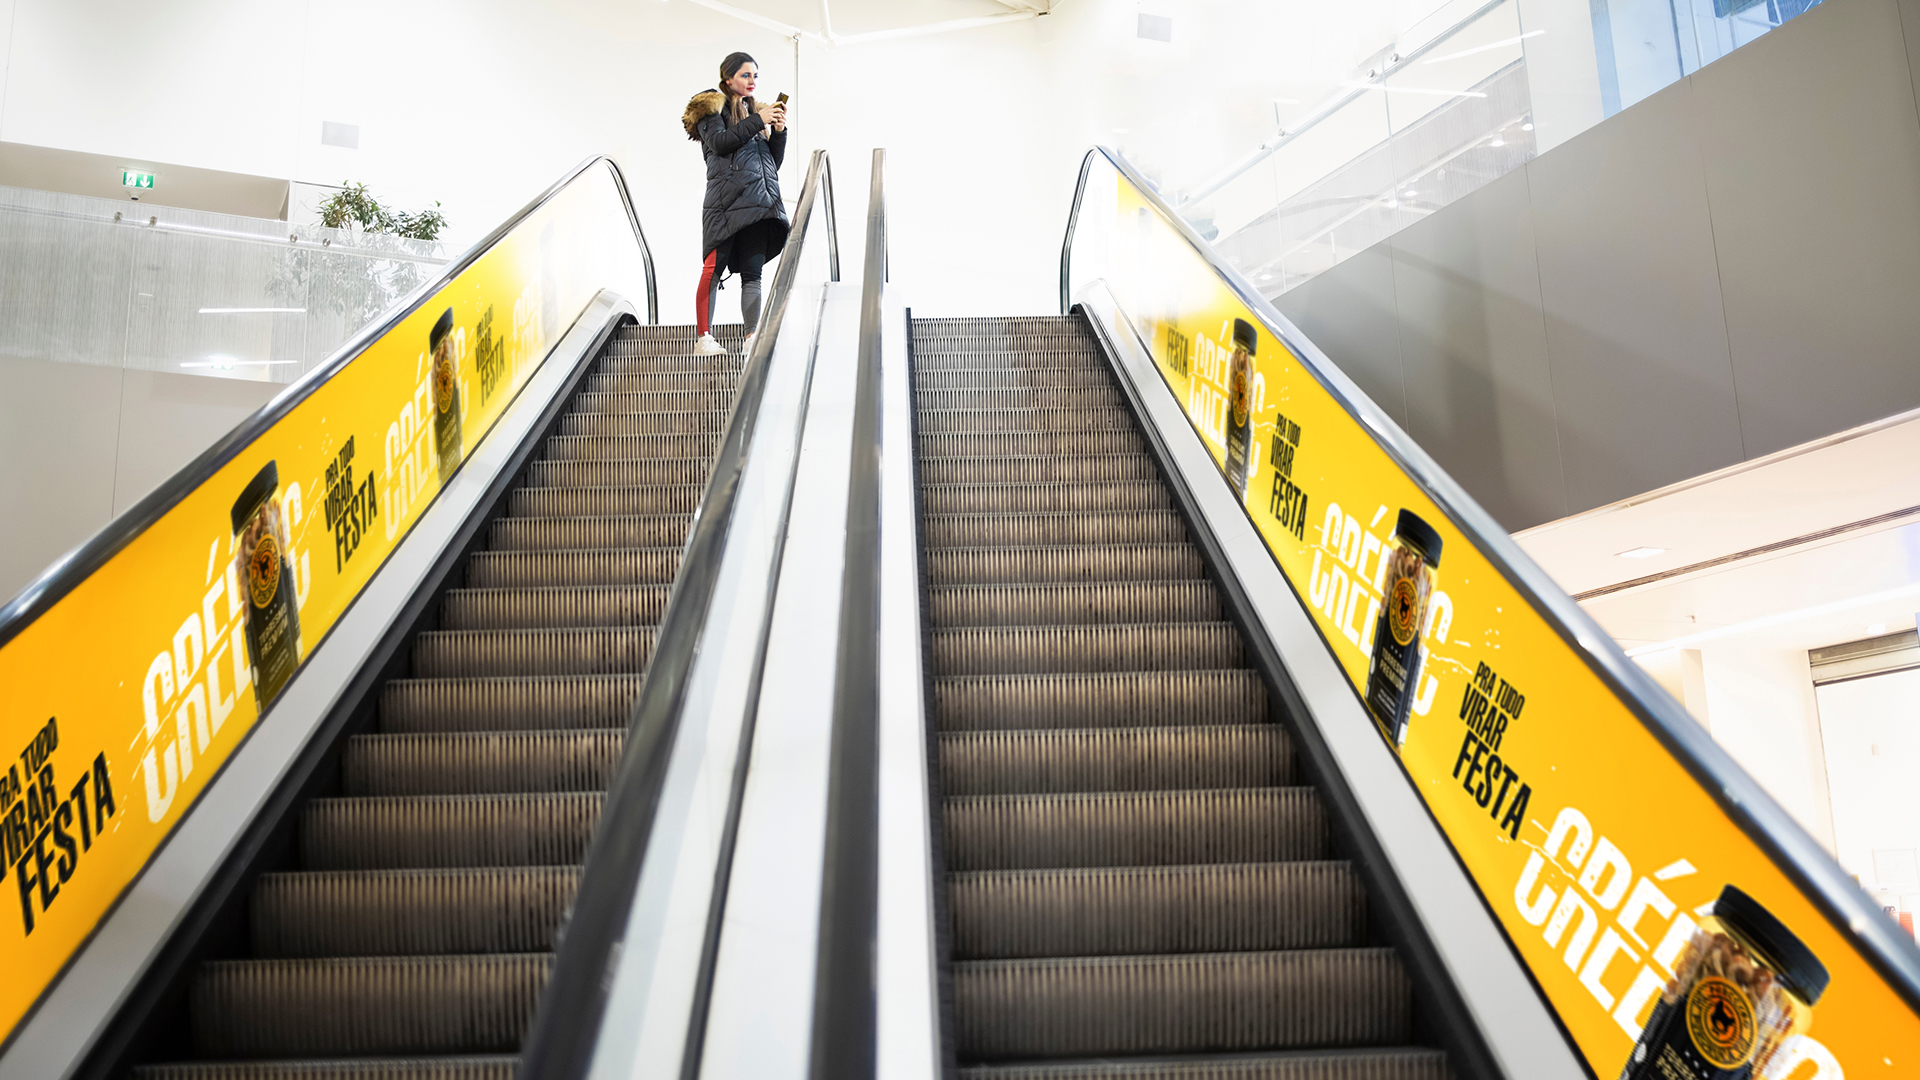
<box><xmin>69</xmin><ymin>300</ymin><xmax>647</xmax><ymax>1080</ymax></box>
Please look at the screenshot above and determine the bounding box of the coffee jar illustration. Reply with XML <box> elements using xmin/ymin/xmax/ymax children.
<box><xmin>231</xmin><ymin>461</ymin><xmax>302</xmax><ymax>708</ymax></box>
<box><xmin>1620</xmin><ymin>884</ymin><xmax>1826</xmax><ymax>1080</ymax></box>
<box><xmin>430</xmin><ymin>308</ymin><xmax>463</xmax><ymax>484</ymax></box>
<box><xmin>1223</xmin><ymin>318</ymin><xmax>1256</xmax><ymax>499</ymax></box>
<box><xmin>1365</xmin><ymin>509</ymin><xmax>1442</xmax><ymax>747</ymax></box>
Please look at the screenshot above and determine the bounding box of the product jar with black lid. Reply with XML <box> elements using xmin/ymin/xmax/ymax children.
<box><xmin>231</xmin><ymin>461</ymin><xmax>302</xmax><ymax>708</ymax></box>
<box><xmin>1365</xmin><ymin>508</ymin><xmax>1442</xmax><ymax>748</ymax></box>
<box><xmin>1621</xmin><ymin>884</ymin><xmax>1828</xmax><ymax>1080</ymax></box>
<box><xmin>429</xmin><ymin>307</ymin><xmax>463</xmax><ymax>483</ymax></box>
<box><xmin>1223</xmin><ymin>318</ymin><xmax>1257</xmax><ymax>499</ymax></box>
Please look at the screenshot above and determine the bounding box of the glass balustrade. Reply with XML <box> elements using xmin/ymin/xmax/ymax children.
<box><xmin>0</xmin><ymin>184</ymin><xmax>447</xmax><ymax>384</ymax></box>
<box><xmin>1173</xmin><ymin>0</ymin><xmax>1825</xmax><ymax>298</ymax></box>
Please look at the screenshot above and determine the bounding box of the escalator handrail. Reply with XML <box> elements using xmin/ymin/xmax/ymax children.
<box><xmin>1058</xmin><ymin>143</ymin><xmax>1920</xmax><ymax>1009</ymax></box>
<box><xmin>0</xmin><ymin>154</ymin><xmax>658</xmax><ymax>649</ymax></box>
<box><xmin>807</xmin><ymin>147</ymin><xmax>887</xmax><ymax>1080</ymax></box>
<box><xmin>516</xmin><ymin>148</ymin><xmax>840</xmax><ymax>1080</ymax></box>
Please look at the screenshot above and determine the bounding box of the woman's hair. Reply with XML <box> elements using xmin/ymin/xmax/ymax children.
<box><xmin>719</xmin><ymin>51</ymin><xmax>757</xmax><ymax>113</ymax></box>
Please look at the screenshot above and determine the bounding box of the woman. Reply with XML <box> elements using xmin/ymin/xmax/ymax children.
<box><xmin>683</xmin><ymin>52</ymin><xmax>788</xmax><ymax>356</ymax></box>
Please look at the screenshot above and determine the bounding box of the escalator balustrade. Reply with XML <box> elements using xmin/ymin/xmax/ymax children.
<box><xmin>913</xmin><ymin>314</ymin><xmax>1452</xmax><ymax>1079</ymax></box>
<box><xmin>133</xmin><ymin>323</ymin><xmax>749</xmax><ymax>1080</ymax></box>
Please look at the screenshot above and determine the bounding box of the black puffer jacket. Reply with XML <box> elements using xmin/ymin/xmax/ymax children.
<box><xmin>682</xmin><ymin>89</ymin><xmax>789</xmax><ymax>261</ymax></box>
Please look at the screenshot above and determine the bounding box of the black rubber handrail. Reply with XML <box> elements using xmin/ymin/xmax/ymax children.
<box><xmin>1059</xmin><ymin>143</ymin><xmax>1920</xmax><ymax>1012</ymax></box>
<box><xmin>0</xmin><ymin>154</ymin><xmax>657</xmax><ymax>650</ymax></box>
<box><xmin>516</xmin><ymin>148</ymin><xmax>839</xmax><ymax>1080</ymax></box>
<box><xmin>808</xmin><ymin>147</ymin><xmax>887</xmax><ymax>1080</ymax></box>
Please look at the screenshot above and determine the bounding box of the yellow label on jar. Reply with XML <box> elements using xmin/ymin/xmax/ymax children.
<box><xmin>1685</xmin><ymin>976</ymin><xmax>1758</xmax><ymax>1070</ymax></box>
<box><xmin>433</xmin><ymin>355</ymin><xmax>457</xmax><ymax>415</ymax></box>
<box><xmin>246</xmin><ymin>533</ymin><xmax>281</xmax><ymax>609</ymax></box>
<box><xmin>1388</xmin><ymin>575</ymin><xmax>1420</xmax><ymax>648</ymax></box>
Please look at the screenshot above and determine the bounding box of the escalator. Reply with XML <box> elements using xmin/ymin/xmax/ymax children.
<box><xmin>912</xmin><ymin>314</ymin><xmax>1448</xmax><ymax>1077</ymax></box>
<box><xmin>132</xmin><ymin>322</ymin><xmax>748</xmax><ymax>1079</ymax></box>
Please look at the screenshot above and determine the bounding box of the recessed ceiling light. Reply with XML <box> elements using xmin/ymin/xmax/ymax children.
<box><xmin>1616</xmin><ymin>546</ymin><xmax>1666</xmax><ymax>559</ymax></box>
<box><xmin>1403</xmin><ymin>189</ymin><xmax>1417</xmax><ymax>196</ymax></box>
<box><xmin>1522</xmin><ymin>122</ymin><xmax>1535</xmax><ymax>131</ymax></box>
<box><xmin>1868</xmin><ymin>622</ymin><xmax>1889</xmax><ymax>634</ymax></box>
<box><xmin>1490</xmin><ymin>137</ymin><xmax>1505</xmax><ymax>147</ymax></box>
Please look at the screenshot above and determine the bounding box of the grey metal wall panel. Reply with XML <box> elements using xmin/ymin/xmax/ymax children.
<box><xmin>0</xmin><ymin>356</ymin><xmax>120</xmax><ymax>602</ymax></box>
<box><xmin>1691</xmin><ymin>0</ymin><xmax>1920</xmax><ymax>457</ymax></box>
<box><xmin>1386</xmin><ymin>169</ymin><xmax>1568</xmax><ymax>531</ymax></box>
<box><xmin>1525</xmin><ymin>77</ymin><xmax>1745</xmax><ymax>512</ymax></box>
<box><xmin>1271</xmin><ymin>245</ymin><xmax>1409</xmax><ymax>429</ymax></box>
<box><xmin>1902</xmin><ymin>0</ymin><xmax>1920</xmax><ymax>128</ymax></box>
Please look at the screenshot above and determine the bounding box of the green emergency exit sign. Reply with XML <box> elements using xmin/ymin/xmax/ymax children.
<box><xmin>122</xmin><ymin>170</ymin><xmax>155</xmax><ymax>189</ymax></box>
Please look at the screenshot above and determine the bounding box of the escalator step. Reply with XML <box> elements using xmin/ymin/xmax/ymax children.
<box><xmin>931</xmin><ymin>581</ymin><xmax>1222</xmax><ymax>628</ymax></box>
<box><xmin>923</xmin><ymin>511</ymin><xmax>1186</xmax><ymax>549</ymax></box>
<box><xmin>952</xmin><ymin>949</ymin><xmax>1409</xmax><ymax>1060</ymax></box>
<box><xmin>938</xmin><ymin>726</ymin><xmax>1289</xmax><ymax>795</ymax></box>
<box><xmin>599</xmin><ymin>349</ymin><xmax>739</xmax><ymax>374</ymax></box>
<box><xmin>917</xmin><ymin>383</ymin><xmax>1125</xmax><ymax>409</ymax></box>
<box><xmin>380</xmin><ymin>675</ymin><xmax>643</xmax><ymax>734</ymax></box>
<box><xmin>302</xmin><ymin>794</ymin><xmax>601</xmax><ymax>870</ymax></box>
<box><xmin>560</xmin><ymin>410</ymin><xmax>729</xmax><ymax>437</ymax></box>
<box><xmin>931</xmin><ymin>623</ymin><xmax>1243</xmax><ymax>676</ymax></box>
<box><xmin>921</xmin><ymin>482</ymin><xmax>1171</xmax><ymax>516</ymax></box>
<box><xmin>585</xmin><ymin>371</ymin><xmax>738</xmax><ymax>394</ymax></box>
<box><xmin>252</xmin><ymin>868</ymin><xmax>580</xmax><ymax>957</ymax></box>
<box><xmin>465</xmin><ymin>548</ymin><xmax>681</xmax><ymax>589</ymax></box>
<box><xmin>915</xmin><ymin>314</ymin><xmax>1083</xmax><ymax>331</ymax></box>
<box><xmin>914</xmin><ymin>368</ymin><xmax>1116</xmax><ymax>391</ymax></box>
<box><xmin>134</xmin><ymin>1058</ymin><xmax>517</xmax><ymax>1080</ymax></box>
<box><xmin>918</xmin><ymin>406</ymin><xmax>1134</xmax><ymax>434</ymax></box>
<box><xmin>920</xmin><ymin>454</ymin><xmax>1159</xmax><ymax>486</ymax></box>
<box><xmin>950</xmin><ymin>862</ymin><xmax>1362</xmax><ymax>958</ymax></box>
<box><xmin>914</xmin><ymin>336</ymin><xmax>1096</xmax><ymax>354</ymax></box>
<box><xmin>342</xmin><ymin>731</ymin><xmax>624</xmax><ymax>795</ymax></box>
<box><xmin>954</xmin><ymin>1048</ymin><xmax>1449</xmax><ymax>1079</ymax></box>
<box><xmin>575</xmin><ymin>386</ymin><xmax>735</xmax><ymax>412</ymax></box>
<box><xmin>918</xmin><ymin>430</ymin><xmax>1141</xmax><ymax>458</ymax></box>
<box><xmin>544</xmin><ymin>438</ymin><xmax>721</xmax><ymax>468</ymax></box>
<box><xmin>577</xmin><ymin>390</ymin><xmax>735</xmax><ymax>419</ymax></box>
<box><xmin>190</xmin><ymin>954</ymin><xmax>549</xmax><ymax>1057</ymax></box>
<box><xmin>492</xmin><ymin>512</ymin><xmax>693</xmax><ymax>550</ymax></box>
<box><xmin>530</xmin><ymin>456</ymin><xmax>711</xmax><ymax>487</ymax></box>
<box><xmin>440</xmin><ymin>585</ymin><xmax>671</xmax><ymax>630</ymax></box>
<box><xmin>610</xmin><ymin>324</ymin><xmax>743</xmax><ymax>349</ymax></box>
<box><xmin>944</xmin><ymin>788</ymin><xmax>1326</xmax><ymax>870</ymax></box>
<box><xmin>537</xmin><ymin>431</ymin><xmax>717</xmax><ymax>461</ymax></box>
<box><xmin>928</xmin><ymin>545</ymin><xmax>1203</xmax><ymax>587</ymax></box>
<box><xmin>935</xmin><ymin>671</ymin><xmax>1267</xmax><ymax>732</ymax></box>
<box><xmin>412</xmin><ymin>627</ymin><xmax>657</xmax><ymax>677</ymax></box>
<box><xmin>508</xmin><ymin>486</ymin><xmax>701</xmax><ymax>519</ymax></box>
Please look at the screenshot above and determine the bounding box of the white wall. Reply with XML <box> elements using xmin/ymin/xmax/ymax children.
<box><xmin>1695</xmin><ymin>645</ymin><xmax>1838</xmax><ymax>851</ymax></box>
<box><xmin>0</xmin><ymin>0</ymin><xmax>1475</xmax><ymax>323</ymax></box>
<box><xmin>1815</xmin><ymin>668</ymin><xmax>1920</xmax><ymax>903</ymax></box>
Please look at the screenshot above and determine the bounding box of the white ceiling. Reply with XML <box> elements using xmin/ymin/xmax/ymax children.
<box><xmin>585</xmin><ymin>0</ymin><xmax>1475</xmax><ymax>196</ymax></box>
<box><xmin>1514</xmin><ymin>408</ymin><xmax>1920</xmax><ymax>656</ymax></box>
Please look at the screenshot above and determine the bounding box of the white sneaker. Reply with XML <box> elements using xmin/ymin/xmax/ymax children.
<box><xmin>693</xmin><ymin>332</ymin><xmax>727</xmax><ymax>356</ymax></box>
<box><xmin>740</xmin><ymin>332</ymin><xmax>757</xmax><ymax>356</ymax></box>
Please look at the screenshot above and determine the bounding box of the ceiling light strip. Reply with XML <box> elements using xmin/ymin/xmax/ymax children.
<box><xmin>1571</xmin><ymin>503</ymin><xmax>1920</xmax><ymax>602</ymax></box>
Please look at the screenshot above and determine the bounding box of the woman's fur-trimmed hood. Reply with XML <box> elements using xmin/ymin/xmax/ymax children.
<box><xmin>683</xmin><ymin>90</ymin><xmax>726</xmax><ymax>139</ymax></box>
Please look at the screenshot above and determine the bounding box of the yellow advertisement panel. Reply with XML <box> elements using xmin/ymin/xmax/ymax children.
<box><xmin>1109</xmin><ymin>176</ymin><xmax>1918</xmax><ymax>1078</ymax></box>
<box><xmin>0</xmin><ymin>162</ymin><xmax>646</xmax><ymax>1047</ymax></box>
